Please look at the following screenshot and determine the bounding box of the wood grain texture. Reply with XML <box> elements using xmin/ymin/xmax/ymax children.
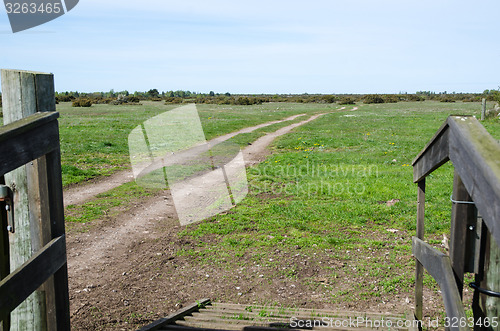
<box><xmin>415</xmin><ymin>179</ymin><xmax>425</xmax><ymax>321</ymax></box>
<box><xmin>412</xmin><ymin>237</ymin><xmax>467</xmax><ymax>329</ymax></box>
<box><xmin>0</xmin><ymin>69</ymin><xmax>68</xmax><ymax>330</ymax></box>
<box><xmin>412</xmin><ymin>124</ymin><xmax>449</xmax><ymax>183</ymax></box>
<box><xmin>138</xmin><ymin>299</ymin><xmax>211</xmax><ymax>331</ymax></box>
<box><xmin>0</xmin><ymin>178</ymin><xmax>10</xmax><ymax>330</ymax></box>
<box><xmin>1</xmin><ymin>69</ymin><xmax>51</xmax><ymax>331</ymax></box>
<box><xmin>447</xmin><ymin>116</ymin><xmax>500</xmax><ymax>249</ymax></box>
<box><xmin>478</xmin><ymin>231</ymin><xmax>500</xmax><ymax>330</ymax></box>
<box><xmin>449</xmin><ymin>173</ymin><xmax>475</xmax><ymax>297</ymax></box>
<box><xmin>0</xmin><ymin>116</ymin><xmax>59</xmax><ymax>177</ymax></box>
<box><xmin>0</xmin><ymin>236</ymin><xmax>66</xmax><ymax>317</ymax></box>
<box><xmin>45</xmin><ymin>146</ymin><xmax>70</xmax><ymax>330</ymax></box>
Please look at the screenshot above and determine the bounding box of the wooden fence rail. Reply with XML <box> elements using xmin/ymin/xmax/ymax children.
<box><xmin>0</xmin><ymin>70</ymin><xmax>69</xmax><ymax>330</ymax></box>
<box><xmin>0</xmin><ymin>111</ymin><xmax>70</xmax><ymax>330</ymax></box>
<box><xmin>412</xmin><ymin>115</ymin><xmax>500</xmax><ymax>329</ymax></box>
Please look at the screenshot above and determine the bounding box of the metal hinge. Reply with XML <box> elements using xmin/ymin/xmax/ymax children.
<box><xmin>0</xmin><ymin>185</ymin><xmax>14</xmax><ymax>233</ymax></box>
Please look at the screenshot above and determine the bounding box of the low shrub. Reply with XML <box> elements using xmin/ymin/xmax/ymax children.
<box><xmin>321</xmin><ymin>95</ymin><xmax>337</xmax><ymax>103</ymax></box>
<box><xmin>56</xmin><ymin>95</ymin><xmax>75</xmax><ymax>102</ymax></box>
<box><xmin>383</xmin><ymin>95</ymin><xmax>399</xmax><ymax>103</ymax></box>
<box><xmin>338</xmin><ymin>97</ymin><xmax>355</xmax><ymax>105</ymax></box>
<box><xmin>405</xmin><ymin>94</ymin><xmax>424</xmax><ymax>102</ymax></box>
<box><xmin>363</xmin><ymin>94</ymin><xmax>385</xmax><ymax>104</ymax></box>
<box><xmin>72</xmin><ymin>98</ymin><xmax>92</xmax><ymax>107</ymax></box>
<box><xmin>164</xmin><ymin>97</ymin><xmax>183</xmax><ymax>104</ymax></box>
<box><xmin>462</xmin><ymin>97</ymin><xmax>480</xmax><ymax>102</ymax></box>
<box><xmin>440</xmin><ymin>97</ymin><xmax>456</xmax><ymax>103</ymax></box>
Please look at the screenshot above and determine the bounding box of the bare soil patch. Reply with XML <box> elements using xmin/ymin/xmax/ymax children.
<box><xmin>66</xmin><ymin>112</ymin><xmax>447</xmax><ymax>330</ymax></box>
<box><xmin>63</xmin><ymin>113</ymin><xmax>307</xmax><ymax>207</ymax></box>
<box><xmin>67</xmin><ymin>113</ymin><xmax>341</xmax><ymax>330</ymax></box>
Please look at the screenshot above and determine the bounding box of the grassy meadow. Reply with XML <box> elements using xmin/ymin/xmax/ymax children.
<box><xmin>55</xmin><ymin>101</ymin><xmax>331</xmax><ymax>186</ymax></box>
<box><xmin>176</xmin><ymin>101</ymin><xmax>499</xmax><ymax>310</ymax></box>
<box><xmin>2</xmin><ymin>100</ymin><xmax>500</xmax><ymax>319</ymax></box>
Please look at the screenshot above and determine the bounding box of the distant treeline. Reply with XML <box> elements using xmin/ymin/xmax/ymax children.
<box><xmin>37</xmin><ymin>88</ymin><xmax>500</xmax><ymax>107</ymax></box>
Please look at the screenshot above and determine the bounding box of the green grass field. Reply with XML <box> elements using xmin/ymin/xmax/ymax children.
<box><xmin>2</xmin><ymin>100</ymin><xmax>499</xmax><ymax>315</ymax></box>
<box><xmin>175</xmin><ymin>102</ymin><xmax>497</xmax><ymax>300</ymax></box>
<box><xmin>57</xmin><ymin>100</ymin><xmax>500</xmax><ymax>309</ymax></box>
<box><xmin>55</xmin><ymin>101</ymin><xmax>332</xmax><ymax>186</ymax></box>
<box><xmin>2</xmin><ymin>100</ymin><xmax>498</xmax><ymax>235</ymax></box>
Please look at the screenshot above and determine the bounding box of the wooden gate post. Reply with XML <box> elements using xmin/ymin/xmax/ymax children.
<box><xmin>476</xmin><ymin>232</ymin><xmax>500</xmax><ymax>330</ymax></box>
<box><xmin>1</xmin><ymin>70</ymin><xmax>57</xmax><ymax>331</ymax></box>
<box><xmin>415</xmin><ymin>179</ymin><xmax>425</xmax><ymax>322</ymax></box>
<box><xmin>481</xmin><ymin>98</ymin><xmax>486</xmax><ymax>121</ymax></box>
<box><xmin>449</xmin><ymin>172</ymin><xmax>476</xmax><ymax>297</ymax></box>
<box><xmin>0</xmin><ymin>178</ymin><xmax>9</xmax><ymax>331</ymax></box>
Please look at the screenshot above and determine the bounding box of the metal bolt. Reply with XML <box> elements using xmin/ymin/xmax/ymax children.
<box><xmin>7</xmin><ymin>225</ymin><xmax>13</xmax><ymax>232</ymax></box>
<box><xmin>5</xmin><ymin>205</ymin><xmax>10</xmax><ymax>212</ymax></box>
<box><xmin>469</xmin><ymin>225</ymin><xmax>475</xmax><ymax>231</ymax></box>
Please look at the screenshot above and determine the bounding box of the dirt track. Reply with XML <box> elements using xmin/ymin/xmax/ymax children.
<box><xmin>67</xmin><ymin>113</ymin><xmax>327</xmax><ymax>272</ymax></box>
<box><xmin>63</xmin><ymin>113</ymin><xmax>307</xmax><ymax>207</ymax></box>
<box><xmin>66</xmin><ymin>112</ymin><xmax>334</xmax><ymax>330</ymax></box>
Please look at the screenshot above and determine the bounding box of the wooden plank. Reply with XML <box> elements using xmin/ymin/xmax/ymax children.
<box><xmin>175</xmin><ymin>318</ymin><xmax>402</xmax><ymax>331</ymax></box>
<box><xmin>160</xmin><ymin>325</ymin><xmax>233</xmax><ymax>331</ymax></box>
<box><xmin>415</xmin><ymin>179</ymin><xmax>425</xmax><ymax>322</ymax></box>
<box><xmin>478</xmin><ymin>231</ymin><xmax>500</xmax><ymax>330</ymax></box>
<box><xmin>2</xmin><ymin>70</ymin><xmax>50</xmax><ymax>331</ymax></box>
<box><xmin>28</xmin><ymin>154</ymin><xmax>57</xmax><ymax>330</ymax></box>
<box><xmin>416</xmin><ymin>180</ymin><xmax>425</xmax><ymax>241</ymax></box>
<box><xmin>449</xmin><ymin>173</ymin><xmax>475</xmax><ymax>297</ymax></box>
<box><xmin>1</xmin><ymin>69</ymin><xmax>59</xmax><ymax>331</ymax></box>
<box><xmin>0</xmin><ymin>117</ymin><xmax>59</xmax><ymax>177</ymax></box>
<box><xmin>44</xmin><ymin>147</ymin><xmax>71</xmax><ymax>330</ymax></box>
<box><xmin>1</xmin><ymin>70</ymin><xmax>35</xmax><ymax>123</ymax></box>
<box><xmin>412</xmin><ymin>237</ymin><xmax>467</xmax><ymax>329</ymax></box>
<box><xmin>206</xmin><ymin>303</ymin><xmax>406</xmax><ymax>318</ymax></box>
<box><xmin>138</xmin><ymin>299</ymin><xmax>211</xmax><ymax>331</ymax></box>
<box><xmin>34</xmin><ymin>74</ymin><xmax>56</xmax><ymax>113</ymax></box>
<box><xmin>0</xmin><ymin>235</ymin><xmax>66</xmax><ymax>316</ymax></box>
<box><xmin>0</xmin><ymin>177</ymin><xmax>10</xmax><ymax>331</ymax></box>
<box><xmin>468</xmin><ymin>217</ymin><xmax>483</xmax><ymax>274</ymax></box>
<box><xmin>412</xmin><ymin>124</ymin><xmax>450</xmax><ymax>183</ymax></box>
<box><xmin>447</xmin><ymin>116</ymin><xmax>500</xmax><ymax>249</ymax></box>
<box><xmin>184</xmin><ymin>312</ymin><xmax>407</xmax><ymax>327</ymax></box>
<box><xmin>0</xmin><ymin>112</ymin><xmax>59</xmax><ymax>143</ymax></box>
<box><xmin>199</xmin><ymin>309</ymin><xmax>406</xmax><ymax>322</ymax></box>
<box><xmin>472</xmin><ymin>221</ymin><xmax>488</xmax><ymax>326</ymax></box>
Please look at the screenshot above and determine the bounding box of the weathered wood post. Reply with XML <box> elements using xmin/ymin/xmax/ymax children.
<box><xmin>475</xmin><ymin>232</ymin><xmax>500</xmax><ymax>330</ymax></box>
<box><xmin>449</xmin><ymin>173</ymin><xmax>476</xmax><ymax>297</ymax></box>
<box><xmin>0</xmin><ymin>179</ymin><xmax>9</xmax><ymax>331</ymax></box>
<box><xmin>415</xmin><ymin>179</ymin><xmax>425</xmax><ymax>321</ymax></box>
<box><xmin>0</xmin><ymin>70</ymin><xmax>57</xmax><ymax>330</ymax></box>
<box><xmin>481</xmin><ymin>98</ymin><xmax>486</xmax><ymax>121</ymax></box>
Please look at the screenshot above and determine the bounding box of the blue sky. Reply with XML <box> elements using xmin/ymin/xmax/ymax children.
<box><xmin>1</xmin><ymin>0</ymin><xmax>499</xmax><ymax>94</ymax></box>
